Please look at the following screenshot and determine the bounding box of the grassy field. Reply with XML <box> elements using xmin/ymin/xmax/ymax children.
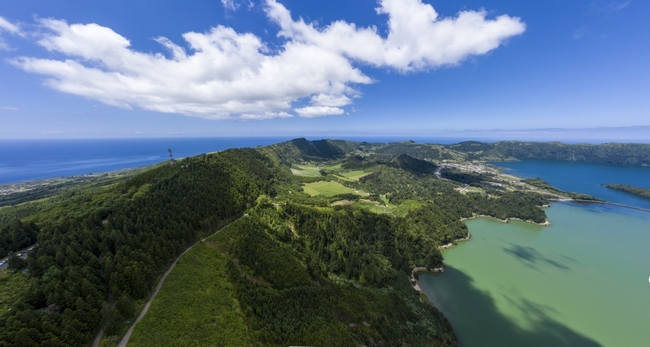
<box><xmin>351</xmin><ymin>199</ymin><xmax>424</xmax><ymax>217</ymax></box>
<box><xmin>0</xmin><ymin>271</ymin><xmax>29</xmax><ymax>316</ymax></box>
<box><xmin>290</xmin><ymin>164</ymin><xmax>322</xmax><ymax>177</ymax></box>
<box><xmin>340</xmin><ymin>170</ymin><xmax>369</xmax><ymax>181</ymax></box>
<box><xmin>322</xmin><ymin>163</ymin><xmax>343</xmax><ymax>171</ymax></box>
<box><xmin>127</xmin><ymin>237</ymin><xmax>252</xmax><ymax>346</ymax></box>
<box><xmin>330</xmin><ymin>200</ymin><xmax>354</xmax><ymax>207</ymax></box>
<box><xmin>321</xmin><ymin>163</ymin><xmax>370</xmax><ymax>182</ymax></box>
<box><xmin>302</xmin><ymin>181</ymin><xmax>367</xmax><ymax>197</ymax></box>
<box><xmin>391</xmin><ymin>199</ymin><xmax>424</xmax><ymax>217</ymax></box>
<box><xmin>351</xmin><ymin>200</ymin><xmax>391</xmax><ymax>214</ymax></box>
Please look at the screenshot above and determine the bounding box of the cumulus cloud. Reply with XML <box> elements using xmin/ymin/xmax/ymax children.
<box><xmin>11</xmin><ymin>0</ymin><xmax>525</xmax><ymax>120</ymax></box>
<box><xmin>267</xmin><ymin>0</ymin><xmax>525</xmax><ymax>72</ymax></box>
<box><xmin>295</xmin><ymin>106</ymin><xmax>345</xmax><ymax>117</ymax></box>
<box><xmin>0</xmin><ymin>16</ymin><xmax>22</xmax><ymax>50</ymax></box>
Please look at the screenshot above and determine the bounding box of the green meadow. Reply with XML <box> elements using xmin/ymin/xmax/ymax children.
<box><xmin>302</xmin><ymin>181</ymin><xmax>367</xmax><ymax>197</ymax></box>
<box><xmin>332</xmin><ymin>170</ymin><xmax>368</xmax><ymax>182</ymax></box>
<box><xmin>290</xmin><ymin>162</ymin><xmax>371</xmax><ymax>181</ymax></box>
<box><xmin>350</xmin><ymin>198</ymin><xmax>423</xmax><ymax>217</ymax></box>
<box><xmin>351</xmin><ymin>200</ymin><xmax>390</xmax><ymax>214</ymax></box>
<box><xmin>290</xmin><ymin>164</ymin><xmax>322</xmax><ymax>177</ymax></box>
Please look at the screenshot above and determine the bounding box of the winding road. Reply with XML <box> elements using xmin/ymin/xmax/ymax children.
<box><xmin>91</xmin><ymin>214</ymin><xmax>246</xmax><ymax>347</ymax></box>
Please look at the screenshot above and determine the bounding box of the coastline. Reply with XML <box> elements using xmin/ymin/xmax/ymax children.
<box><xmin>460</xmin><ymin>214</ymin><xmax>551</xmax><ymax>226</ymax></box>
<box><xmin>414</xmin><ymin>196</ymin><xmax>649</xmax><ymax>317</ymax></box>
<box><xmin>438</xmin><ymin>232</ymin><xmax>472</xmax><ymax>250</ymax></box>
<box><xmin>410</xmin><ymin>265</ymin><xmax>445</xmax><ymax>293</ymax></box>
<box><xmin>409</xmin><ymin>232</ymin><xmax>472</xmax><ymax>293</ymax></box>
<box><xmin>412</xmin><ymin>211</ymin><xmax>550</xmax><ymax>296</ymax></box>
<box><xmin>412</xmin><ymin>201</ymin><xmax>650</xmax><ymax>346</ymax></box>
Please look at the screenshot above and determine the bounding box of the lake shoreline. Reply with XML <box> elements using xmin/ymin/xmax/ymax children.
<box><xmin>413</xmin><ymin>210</ymin><xmax>550</xmax><ymax>309</ymax></box>
<box><xmin>417</xmin><ymin>202</ymin><xmax>650</xmax><ymax>346</ymax></box>
<box><xmin>409</xmin><ymin>232</ymin><xmax>473</xmax><ymax>293</ymax></box>
<box><xmin>460</xmin><ymin>214</ymin><xmax>551</xmax><ymax>226</ymax></box>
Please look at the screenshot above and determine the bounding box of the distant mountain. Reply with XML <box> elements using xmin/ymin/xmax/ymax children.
<box><xmin>449</xmin><ymin>141</ymin><xmax>650</xmax><ymax>166</ymax></box>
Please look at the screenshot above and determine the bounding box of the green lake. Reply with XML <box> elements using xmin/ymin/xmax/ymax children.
<box><xmin>419</xmin><ymin>202</ymin><xmax>650</xmax><ymax>347</ymax></box>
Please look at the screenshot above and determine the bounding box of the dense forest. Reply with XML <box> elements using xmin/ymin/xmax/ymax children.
<box><xmin>0</xmin><ymin>138</ymin><xmax>557</xmax><ymax>346</ymax></box>
<box><xmin>0</xmin><ymin>149</ymin><xmax>278</xmax><ymax>346</ymax></box>
<box><xmin>450</xmin><ymin>141</ymin><xmax>650</xmax><ymax>166</ymax></box>
<box><xmin>215</xmin><ymin>207</ymin><xmax>457</xmax><ymax>346</ymax></box>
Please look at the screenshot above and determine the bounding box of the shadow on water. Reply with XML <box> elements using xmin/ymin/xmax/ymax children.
<box><xmin>502</xmin><ymin>244</ymin><xmax>571</xmax><ymax>271</ymax></box>
<box><xmin>421</xmin><ymin>265</ymin><xmax>601</xmax><ymax>347</ymax></box>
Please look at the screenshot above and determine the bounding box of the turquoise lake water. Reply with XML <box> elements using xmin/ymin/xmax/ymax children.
<box><xmin>420</xmin><ymin>160</ymin><xmax>650</xmax><ymax>346</ymax></box>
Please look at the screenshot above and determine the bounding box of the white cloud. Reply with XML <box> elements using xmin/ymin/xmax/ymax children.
<box><xmin>221</xmin><ymin>0</ymin><xmax>255</xmax><ymax>12</ymax></box>
<box><xmin>1</xmin><ymin>106</ymin><xmax>19</xmax><ymax>111</ymax></box>
<box><xmin>239</xmin><ymin>111</ymin><xmax>293</xmax><ymax>120</ymax></box>
<box><xmin>266</xmin><ymin>0</ymin><xmax>525</xmax><ymax>72</ymax></box>
<box><xmin>310</xmin><ymin>93</ymin><xmax>353</xmax><ymax>107</ymax></box>
<box><xmin>221</xmin><ymin>0</ymin><xmax>239</xmax><ymax>11</ymax></box>
<box><xmin>0</xmin><ymin>16</ymin><xmax>22</xmax><ymax>50</ymax></box>
<box><xmin>295</xmin><ymin>106</ymin><xmax>345</xmax><ymax>117</ymax></box>
<box><xmin>0</xmin><ymin>17</ymin><xmax>20</xmax><ymax>34</ymax></box>
<box><xmin>14</xmin><ymin>18</ymin><xmax>370</xmax><ymax>119</ymax></box>
<box><xmin>11</xmin><ymin>0</ymin><xmax>525</xmax><ymax>120</ymax></box>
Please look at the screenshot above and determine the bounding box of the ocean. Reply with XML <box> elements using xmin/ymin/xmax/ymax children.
<box><xmin>0</xmin><ymin>136</ymin><xmax>484</xmax><ymax>185</ymax></box>
<box><xmin>0</xmin><ymin>137</ymin><xmax>296</xmax><ymax>184</ymax></box>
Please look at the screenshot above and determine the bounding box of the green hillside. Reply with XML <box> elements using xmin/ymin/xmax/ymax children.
<box><xmin>0</xmin><ymin>138</ymin><xmax>567</xmax><ymax>346</ymax></box>
<box><xmin>450</xmin><ymin>141</ymin><xmax>650</xmax><ymax>166</ymax></box>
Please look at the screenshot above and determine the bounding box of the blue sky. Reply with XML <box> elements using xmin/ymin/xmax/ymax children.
<box><xmin>0</xmin><ymin>0</ymin><xmax>648</xmax><ymax>140</ymax></box>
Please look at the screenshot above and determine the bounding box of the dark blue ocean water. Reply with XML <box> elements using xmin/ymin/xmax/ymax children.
<box><xmin>0</xmin><ymin>137</ymin><xmax>296</xmax><ymax>184</ymax></box>
<box><xmin>0</xmin><ymin>136</ymin><xmax>476</xmax><ymax>185</ymax></box>
<box><xmin>492</xmin><ymin>160</ymin><xmax>650</xmax><ymax>210</ymax></box>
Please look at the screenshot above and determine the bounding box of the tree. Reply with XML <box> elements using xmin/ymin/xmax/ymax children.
<box><xmin>8</xmin><ymin>252</ymin><xmax>27</xmax><ymax>270</ymax></box>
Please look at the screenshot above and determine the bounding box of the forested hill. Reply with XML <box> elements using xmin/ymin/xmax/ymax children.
<box><xmin>270</xmin><ymin>138</ymin><xmax>650</xmax><ymax>166</ymax></box>
<box><xmin>0</xmin><ymin>138</ymin><xmax>566</xmax><ymax>346</ymax></box>
<box><xmin>0</xmin><ymin>149</ymin><xmax>280</xmax><ymax>346</ymax></box>
<box><xmin>266</xmin><ymin>138</ymin><xmax>366</xmax><ymax>164</ymax></box>
<box><xmin>449</xmin><ymin>141</ymin><xmax>650</xmax><ymax>166</ymax></box>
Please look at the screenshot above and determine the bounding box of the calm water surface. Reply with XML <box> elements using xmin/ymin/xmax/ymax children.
<box><xmin>0</xmin><ymin>136</ymin><xmax>475</xmax><ymax>184</ymax></box>
<box><xmin>0</xmin><ymin>137</ymin><xmax>293</xmax><ymax>184</ymax></box>
<box><xmin>492</xmin><ymin>160</ymin><xmax>650</xmax><ymax>210</ymax></box>
<box><xmin>420</xmin><ymin>202</ymin><xmax>650</xmax><ymax>347</ymax></box>
<box><xmin>421</xmin><ymin>160</ymin><xmax>650</xmax><ymax>346</ymax></box>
